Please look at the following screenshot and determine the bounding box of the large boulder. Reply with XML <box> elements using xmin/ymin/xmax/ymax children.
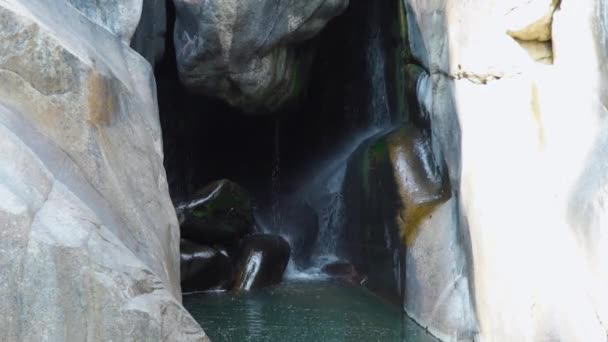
<box><xmin>180</xmin><ymin>240</ymin><xmax>233</xmax><ymax>293</ymax></box>
<box><xmin>340</xmin><ymin>125</ymin><xmax>452</xmax><ymax>302</ymax></box>
<box><xmin>179</xmin><ymin>179</ymin><xmax>255</xmax><ymax>246</ymax></box>
<box><xmin>406</xmin><ymin>0</ymin><xmax>608</xmax><ymax>340</ymax></box>
<box><xmin>233</xmin><ymin>234</ymin><xmax>291</xmax><ymax>291</ymax></box>
<box><xmin>172</xmin><ymin>0</ymin><xmax>349</xmax><ymax>113</ymax></box>
<box><xmin>0</xmin><ymin>1</ymin><xmax>207</xmax><ymax>340</ymax></box>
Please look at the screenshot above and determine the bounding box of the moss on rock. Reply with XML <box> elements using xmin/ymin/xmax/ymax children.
<box><xmin>181</xmin><ymin>179</ymin><xmax>255</xmax><ymax>246</ymax></box>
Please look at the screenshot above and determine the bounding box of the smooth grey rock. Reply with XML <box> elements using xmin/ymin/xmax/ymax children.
<box><xmin>172</xmin><ymin>0</ymin><xmax>349</xmax><ymax>113</ymax></box>
<box><xmin>0</xmin><ymin>1</ymin><xmax>207</xmax><ymax>340</ymax></box>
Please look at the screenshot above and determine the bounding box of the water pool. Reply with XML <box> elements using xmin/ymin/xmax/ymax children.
<box><xmin>183</xmin><ymin>280</ymin><xmax>439</xmax><ymax>342</ymax></box>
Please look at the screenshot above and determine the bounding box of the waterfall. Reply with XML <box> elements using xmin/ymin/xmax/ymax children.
<box><xmin>301</xmin><ymin>26</ymin><xmax>393</xmax><ymax>263</ymax></box>
<box><xmin>270</xmin><ymin>0</ymin><xmax>402</xmax><ymax>280</ymax></box>
<box><xmin>300</xmin><ymin>129</ymin><xmax>385</xmax><ymax>265</ymax></box>
<box><xmin>368</xmin><ymin>26</ymin><xmax>391</xmax><ymax>127</ymax></box>
<box><xmin>271</xmin><ymin>118</ymin><xmax>282</xmax><ymax>234</ymax></box>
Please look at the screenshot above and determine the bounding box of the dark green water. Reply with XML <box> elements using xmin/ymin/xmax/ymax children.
<box><xmin>183</xmin><ymin>280</ymin><xmax>438</xmax><ymax>342</ymax></box>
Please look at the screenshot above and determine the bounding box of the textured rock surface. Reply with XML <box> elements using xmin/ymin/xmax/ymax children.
<box><xmin>233</xmin><ymin>234</ymin><xmax>291</xmax><ymax>291</ymax></box>
<box><xmin>67</xmin><ymin>0</ymin><xmax>142</xmax><ymax>42</ymax></box>
<box><xmin>69</xmin><ymin>0</ymin><xmax>166</xmax><ymax>66</ymax></box>
<box><xmin>406</xmin><ymin>0</ymin><xmax>608</xmax><ymax>340</ymax></box>
<box><xmin>0</xmin><ymin>0</ymin><xmax>207</xmax><ymax>340</ymax></box>
<box><xmin>172</xmin><ymin>0</ymin><xmax>349</xmax><ymax>112</ymax></box>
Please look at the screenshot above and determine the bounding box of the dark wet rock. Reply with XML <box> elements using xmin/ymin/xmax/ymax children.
<box><xmin>322</xmin><ymin>261</ymin><xmax>356</xmax><ymax>276</ymax></box>
<box><xmin>340</xmin><ymin>125</ymin><xmax>451</xmax><ymax>299</ymax></box>
<box><xmin>387</xmin><ymin>127</ymin><xmax>451</xmax><ymax>246</ymax></box>
<box><xmin>131</xmin><ymin>0</ymin><xmax>167</xmax><ymax>65</ymax></box>
<box><xmin>172</xmin><ymin>0</ymin><xmax>349</xmax><ymax>113</ymax></box>
<box><xmin>233</xmin><ymin>234</ymin><xmax>291</xmax><ymax>291</ymax></box>
<box><xmin>180</xmin><ymin>240</ymin><xmax>233</xmax><ymax>293</ymax></box>
<box><xmin>180</xmin><ymin>179</ymin><xmax>255</xmax><ymax>246</ymax></box>
<box><xmin>278</xmin><ymin>198</ymin><xmax>320</xmax><ymax>266</ymax></box>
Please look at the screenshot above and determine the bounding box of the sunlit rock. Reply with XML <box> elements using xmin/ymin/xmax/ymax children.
<box><xmin>233</xmin><ymin>234</ymin><xmax>291</xmax><ymax>291</ymax></box>
<box><xmin>0</xmin><ymin>0</ymin><xmax>207</xmax><ymax>340</ymax></box>
<box><xmin>181</xmin><ymin>240</ymin><xmax>233</xmax><ymax>292</ymax></box>
<box><xmin>504</xmin><ymin>0</ymin><xmax>559</xmax><ymax>42</ymax></box>
<box><xmin>171</xmin><ymin>0</ymin><xmax>349</xmax><ymax>113</ymax></box>
<box><xmin>180</xmin><ymin>179</ymin><xmax>255</xmax><ymax>246</ymax></box>
<box><xmin>406</xmin><ymin>0</ymin><xmax>608</xmax><ymax>340</ymax></box>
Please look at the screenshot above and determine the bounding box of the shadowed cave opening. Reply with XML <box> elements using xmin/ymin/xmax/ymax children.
<box><xmin>155</xmin><ymin>0</ymin><xmax>438</xmax><ymax>341</ymax></box>
<box><xmin>157</xmin><ymin>0</ymin><xmax>404</xmax><ymax>205</ymax></box>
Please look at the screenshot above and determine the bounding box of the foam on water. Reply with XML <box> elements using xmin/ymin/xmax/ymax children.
<box><xmin>283</xmin><ymin>254</ymin><xmax>341</xmax><ymax>281</ymax></box>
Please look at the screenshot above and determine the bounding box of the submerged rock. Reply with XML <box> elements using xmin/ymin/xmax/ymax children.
<box><xmin>181</xmin><ymin>240</ymin><xmax>233</xmax><ymax>293</ymax></box>
<box><xmin>0</xmin><ymin>1</ymin><xmax>207</xmax><ymax>340</ymax></box>
<box><xmin>180</xmin><ymin>179</ymin><xmax>255</xmax><ymax>246</ymax></box>
<box><xmin>67</xmin><ymin>0</ymin><xmax>142</xmax><ymax>42</ymax></box>
<box><xmin>233</xmin><ymin>234</ymin><xmax>291</xmax><ymax>291</ymax></box>
<box><xmin>172</xmin><ymin>0</ymin><xmax>349</xmax><ymax>113</ymax></box>
<box><xmin>321</xmin><ymin>261</ymin><xmax>363</xmax><ymax>284</ymax></box>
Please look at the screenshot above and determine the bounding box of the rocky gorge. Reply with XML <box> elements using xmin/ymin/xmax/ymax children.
<box><xmin>2</xmin><ymin>0</ymin><xmax>608</xmax><ymax>341</ymax></box>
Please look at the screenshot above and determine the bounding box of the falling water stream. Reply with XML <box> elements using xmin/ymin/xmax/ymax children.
<box><xmin>271</xmin><ymin>118</ymin><xmax>283</xmax><ymax>234</ymax></box>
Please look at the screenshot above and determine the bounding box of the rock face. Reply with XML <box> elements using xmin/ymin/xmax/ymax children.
<box><xmin>172</xmin><ymin>0</ymin><xmax>349</xmax><ymax>113</ymax></box>
<box><xmin>0</xmin><ymin>0</ymin><xmax>207</xmax><ymax>340</ymax></box>
<box><xmin>180</xmin><ymin>179</ymin><xmax>255</xmax><ymax>246</ymax></box>
<box><xmin>180</xmin><ymin>240</ymin><xmax>233</xmax><ymax>292</ymax></box>
<box><xmin>67</xmin><ymin>0</ymin><xmax>142</xmax><ymax>42</ymax></box>
<box><xmin>406</xmin><ymin>0</ymin><xmax>608</xmax><ymax>340</ymax></box>
<box><xmin>233</xmin><ymin>234</ymin><xmax>291</xmax><ymax>291</ymax></box>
